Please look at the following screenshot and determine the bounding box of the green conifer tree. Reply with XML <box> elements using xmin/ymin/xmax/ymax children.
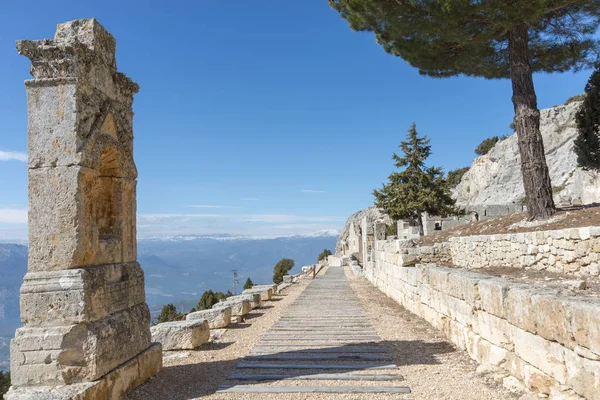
<box><xmin>244</xmin><ymin>277</ymin><xmax>254</xmax><ymax>290</ymax></box>
<box><xmin>329</xmin><ymin>0</ymin><xmax>600</xmax><ymax>219</ymax></box>
<box><xmin>317</xmin><ymin>249</ymin><xmax>332</xmax><ymax>262</ymax></box>
<box><xmin>373</xmin><ymin>123</ymin><xmax>457</xmax><ymax>236</ymax></box>
<box><xmin>575</xmin><ymin>65</ymin><xmax>600</xmax><ymax>170</ymax></box>
<box><xmin>155</xmin><ymin>303</ymin><xmax>183</xmax><ymax>324</ymax></box>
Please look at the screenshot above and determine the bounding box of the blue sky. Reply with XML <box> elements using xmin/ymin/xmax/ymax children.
<box><xmin>0</xmin><ymin>0</ymin><xmax>595</xmax><ymax>240</ymax></box>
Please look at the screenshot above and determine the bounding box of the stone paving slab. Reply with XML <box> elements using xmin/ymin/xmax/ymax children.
<box><xmin>218</xmin><ymin>266</ymin><xmax>410</xmax><ymax>395</ymax></box>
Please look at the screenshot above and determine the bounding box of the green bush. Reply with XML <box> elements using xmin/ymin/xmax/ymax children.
<box><xmin>155</xmin><ymin>303</ymin><xmax>183</xmax><ymax>324</ymax></box>
<box><xmin>574</xmin><ymin>66</ymin><xmax>600</xmax><ymax>170</ymax></box>
<box><xmin>197</xmin><ymin>290</ymin><xmax>232</xmax><ymax>310</ymax></box>
<box><xmin>475</xmin><ymin>136</ymin><xmax>499</xmax><ymax>156</ymax></box>
<box><xmin>317</xmin><ymin>249</ymin><xmax>332</xmax><ymax>262</ymax></box>
<box><xmin>0</xmin><ymin>371</ymin><xmax>9</xmax><ymax>398</ymax></box>
<box><xmin>386</xmin><ymin>222</ymin><xmax>398</xmax><ymax>237</ymax></box>
<box><xmin>273</xmin><ymin>258</ymin><xmax>295</xmax><ymax>284</ymax></box>
<box><xmin>565</xmin><ymin>93</ymin><xmax>586</xmax><ymax>105</ymax></box>
<box><xmin>446</xmin><ymin>167</ymin><xmax>470</xmax><ymax>188</ymax></box>
<box><xmin>243</xmin><ymin>277</ymin><xmax>254</xmax><ymax>290</ymax></box>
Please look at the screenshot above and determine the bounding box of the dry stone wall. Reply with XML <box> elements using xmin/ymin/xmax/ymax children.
<box><xmin>449</xmin><ymin>226</ymin><xmax>600</xmax><ymax>276</ymax></box>
<box><xmin>364</xmin><ymin>255</ymin><xmax>600</xmax><ymax>399</ymax></box>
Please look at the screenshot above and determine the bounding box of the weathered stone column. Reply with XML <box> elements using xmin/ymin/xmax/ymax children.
<box><xmin>8</xmin><ymin>19</ymin><xmax>162</xmax><ymax>399</ymax></box>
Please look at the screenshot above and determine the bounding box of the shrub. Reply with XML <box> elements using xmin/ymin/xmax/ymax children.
<box><xmin>475</xmin><ymin>136</ymin><xmax>499</xmax><ymax>156</ymax></box>
<box><xmin>243</xmin><ymin>278</ymin><xmax>254</xmax><ymax>290</ymax></box>
<box><xmin>385</xmin><ymin>222</ymin><xmax>398</xmax><ymax>237</ymax></box>
<box><xmin>197</xmin><ymin>290</ymin><xmax>231</xmax><ymax>310</ymax></box>
<box><xmin>446</xmin><ymin>167</ymin><xmax>470</xmax><ymax>188</ymax></box>
<box><xmin>155</xmin><ymin>303</ymin><xmax>183</xmax><ymax>324</ymax></box>
<box><xmin>0</xmin><ymin>371</ymin><xmax>9</xmax><ymax>398</ymax></box>
<box><xmin>574</xmin><ymin>66</ymin><xmax>600</xmax><ymax>170</ymax></box>
<box><xmin>317</xmin><ymin>249</ymin><xmax>332</xmax><ymax>262</ymax></box>
<box><xmin>565</xmin><ymin>93</ymin><xmax>586</xmax><ymax>105</ymax></box>
<box><xmin>273</xmin><ymin>258</ymin><xmax>295</xmax><ymax>284</ymax></box>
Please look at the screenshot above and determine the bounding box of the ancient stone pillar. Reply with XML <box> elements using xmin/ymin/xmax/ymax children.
<box><xmin>8</xmin><ymin>19</ymin><xmax>162</xmax><ymax>399</ymax></box>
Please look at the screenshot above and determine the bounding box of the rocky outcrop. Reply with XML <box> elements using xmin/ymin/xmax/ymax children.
<box><xmin>453</xmin><ymin>101</ymin><xmax>600</xmax><ymax>207</ymax></box>
<box><xmin>335</xmin><ymin>207</ymin><xmax>390</xmax><ymax>254</ymax></box>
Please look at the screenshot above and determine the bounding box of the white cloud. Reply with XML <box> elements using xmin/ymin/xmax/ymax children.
<box><xmin>301</xmin><ymin>189</ymin><xmax>326</xmax><ymax>193</ymax></box>
<box><xmin>0</xmin><ymin>208</ymin><xmax>27</xmax><ymax>224</ymax></box>
<box><xmin>241</xmin><ymin>198</ymin><xmax>259</xmax><ymax>201</ymax></box>
<box><xmin>136</xmin><ymin>212</ymin><xmax>344</xmax><ymax>238</ymax></box>
<box><xmin>0</xmin><ymin>151</ymin><xmax>27</xmax><ymax>162</ymax></box>
<box><xmin>189</xmin><ymin>205</ymin><xmax>242</xmax><ymax>209</ymax></box>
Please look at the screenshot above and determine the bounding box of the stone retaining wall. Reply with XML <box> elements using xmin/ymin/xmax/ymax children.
<box><xmin>374</xmin><ymin>226</ymin><xmax>600</xmax><ymax>277</ymax></box>
<box><xmin>449</xmin><ymin>226</ymin><xmax>600</xmax><ymax>276</ymax></box>
<box><xmin>364</xmin><ymin>259</ymin><xmax>600</xmax><ymax>399</ymax></box>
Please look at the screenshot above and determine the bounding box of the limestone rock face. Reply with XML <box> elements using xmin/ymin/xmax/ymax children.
<box><xmin>336</xmin><ymin>207</ymin><xmax>390</xmax><ymax>254</ymax></box>
<box><xmin>186</xmin><ymin>307</ymin><xmax>232</xmax><ymax>329</ymax></box>
<box><xmin>150</xmin><ymin>320</ymin><xmax>209</xmax><ymax>351</ymax></box>
<box><xmin>453</xmin><ymin>102</ymin><xmax>600</xmax><ymax>207</ymax></box>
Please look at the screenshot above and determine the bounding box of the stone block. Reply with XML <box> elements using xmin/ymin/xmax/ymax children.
<box><xmin>11</xmin><ymin>302</ymin><xmax>151</xmax><ymax>386</ymax></box>
<box><xmin>503</xmin><ymin>285</ymin><xmax>538</xmax><ymax>334</ymax></box>
<box><xmin>20</xmin><ymin>263</ymin><xmax>146</xmax><ymax>327</ymax></box>
<box><xmin>242</xmin><ymin>287</ymin><xmax>273</xmax><ymax>301</ymax></box>
<box><xmin>186</xmin><ymin>307</ymin><xmax>231</xmax><ymax>329</ymax></box>
<box><xmin>568</xmin><ymin>299</ymin><xmax>600</xmax><ymax>358</ymax></box>
<box><xmin>477</xmin><ymin>278</ymin><xmax>509</xmax><ymax>318</ymax></box>
<box><xmin>150</xmin><ymin>320</ymin><xmax>209</xmax><ymax>350</ymax></box>
<box><xmin>223</xmin><ymin>293</ymin><xmax>261</xmax><ymax>309</ymax></box>
<box><xmin>511</xmin><ymin>326</ymin><xmax>567</xmax><ymax>383</ymax></box>
<box><xmin>214</xmin><ymin>298</ymin><xmax>251</xmax><ymax>317</ymax></box>
<box><xmin>563</xmin><ymin>347</ymin><xmax>600</xmax><ymax>400</ymax></box>
<box><xmin>7</xmin><ymin>342</ymin><xmax>162</xmax><ymax>400</ymax></box>
<box><xmin>474</xmin><ymin>311</ymin><xmax>512</xmax><ymax>349</ymax></box>
<box><xmin>28</xmin><ymin>167</ymin><xmax>136</xmax><ymax>272</ymax></box>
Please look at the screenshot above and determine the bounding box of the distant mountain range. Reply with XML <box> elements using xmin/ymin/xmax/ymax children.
<box><xmin>0</xmin><ymin>232</ymin><xmax>337</xmax><ymax>371</ymax></box>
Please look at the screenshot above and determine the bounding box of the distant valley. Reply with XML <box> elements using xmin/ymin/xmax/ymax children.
<box><xmin>0</xmin><ymin>233</ymin><xmax>337</xmax><ymax>370</ymax></box>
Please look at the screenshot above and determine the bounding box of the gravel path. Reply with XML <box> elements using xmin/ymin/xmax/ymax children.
<box><xmin>129</xmin><ymin>266</ymin><xmax>519</xmax><ymax>399</ymax></box>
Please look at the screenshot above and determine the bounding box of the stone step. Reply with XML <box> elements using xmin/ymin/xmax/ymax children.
<box><xmin>244</xmin><ymin>354</ymin><xmax>393</xmax><ymax>362</ymax></box>
<box><xmin>250</xmin><ymin>347</ymin><xmax>387</xmax><ymax>354</ymax></box>
<box><xmin>225</xmin><ymin>373</ymin><xmax>404</xmax><ymax>381</ymax></box>
<box><xmin>236</xmin><ymin>363</ymin><xmax>397</xmax><ymax>370</ymax></box>
<box><xmin>216</xmin><ymin>385</ymin><xmax>411</xmax><ymax>394</ymax></box>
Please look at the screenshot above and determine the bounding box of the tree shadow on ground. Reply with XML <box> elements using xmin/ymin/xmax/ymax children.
<box><xmin>127</xmin><ymin>339</ymin><xmax>455</xmax><ymax>400</ymax></box>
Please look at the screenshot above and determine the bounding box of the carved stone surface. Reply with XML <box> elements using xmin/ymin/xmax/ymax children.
<box><xmin>224</xmin><ymin>293</ymin><xmax>262</xmax><ymax>309</ymax></box>
<box><xmin>214</xmin><ymin>298</ymin><xmax>251</xmax><ymax>316</ymax></box>
<box><xmin>186</xmin><ymin>307</ymin><xmax>232</xmax><ymax>329</ymax></box>
<box><xmin>9</xmin><ymin>18</ymin><xmax>161</xmax><ymax>398</ymax></box>
<box><xmin>150</xmin><ymin>320</ymin><xmax>210</xmax><ymax>351</ymax></box>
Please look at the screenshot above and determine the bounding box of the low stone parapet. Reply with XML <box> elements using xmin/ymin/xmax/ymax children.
<box><xmin>223</xmin><ymin>293</ymin><xmax>262</xmax><ymax>309</ymax></box>
<box><xmin>186</xmin><ymin>307</ymin><xmax>232</xmax><ymax>329</ymax></box>
<box><xmin>276</xmin><ymin>282</ymin><xmax>292</xmax><ymax>293</ymax></box>
<box><xmin>214</xmin><ymin>298</ymin><xmax>251</xmax><ymax>317</ymax></box>
<box><xmin>364</xmin><ymin>261</ymin><xmax>600</xmax><ymax>399</ymax></box>
<box><xmin>449</xmin><ymin>226</ymin><xmax>600</xmax><ymax>275</ymax></box>
<box><xmin>150</xmin><ymin>320</ymin><xmax>210</xmax><ymax>351</ymax></box>
<box><xmin>243</xmin><ymin>286</ymin><xmax>273</xmax><ymax>301</ymax></box>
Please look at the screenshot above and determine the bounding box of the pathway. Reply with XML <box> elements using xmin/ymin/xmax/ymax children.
<box><xmin>216</xmin><ymin>266</ymin><xmax>411</xmax><ymax>395</ymax></box>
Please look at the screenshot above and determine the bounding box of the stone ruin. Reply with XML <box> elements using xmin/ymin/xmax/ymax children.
<box><xmin>7</xmin><ymin>19</ymin><xmax>162</xmax><ymax>399</ymax></box>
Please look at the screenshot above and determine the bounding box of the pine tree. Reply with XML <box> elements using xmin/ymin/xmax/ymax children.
<box><xmin>273</xmin><ymin>258</ymin><xmax>295</xmax><ymax>284</ymax></box>
<box><xmin>317</xmin><ymin>249</ymin><xmax>332</xmax><ymax>262</ymax></box>
<box><xmin>197</xmin><ymin>290</ymin><xmax>218</xmax><ymax>310</ymax></box>
<box><xmin>575</xmin><ymin>65</ymin><xmax>600</xmax><ymax>170</ymax></box>
<box><xmin>244</xmin><ymin>278</ymin><xmax>254</xmax><ymax>290</ymax></box>
<box><xmin>0</xmin><ymin>371</ymin><xmax>9</xmax><ymax>398</ymax></box>
<box><xmin>330</xmin><ymin>0</ymin><xmax>600</xmax><ymax>219</ymax></box>
<box><xmin>155</xmin><ymin>303</ymin><xmax>183</xmax><ymax>324</ymax></box>
<box><xmin>373</xmin><ymin>123</ymin><xmax>457</xmax><ymax>236</ymax></box>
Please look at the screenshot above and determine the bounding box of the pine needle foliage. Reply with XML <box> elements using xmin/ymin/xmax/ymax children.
<box><xmin>373</xmin><ymin>123</ymin><xmax>457</xmax><ymax>235</ymax></box>
<box><xmin>575</xmin><ymin>65</ymin><xmax>600</xmax><ymax>170</ymax></box>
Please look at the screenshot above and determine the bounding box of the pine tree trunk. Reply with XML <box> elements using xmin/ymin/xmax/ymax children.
<box><xmin>416</xmin><ymin>213</ymin><xmax>424</xmax><ymax>236</ymax></box>
<box><xmin>508</xmin><ymin>24</ymin><xmax>556</xmax><ymax>220</ymax></box>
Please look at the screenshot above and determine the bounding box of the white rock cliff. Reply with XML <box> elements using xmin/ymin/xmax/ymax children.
<box><xmin>453</xmin><ymin>101</ymin><xmax>600</xmax><ymax>207</ymax></box>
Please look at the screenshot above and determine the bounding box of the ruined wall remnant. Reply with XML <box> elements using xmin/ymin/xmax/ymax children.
<box><xmin>8</xmin><ymin>19</ymin><xmax>162</xmax><ymax>399</ymax></box>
